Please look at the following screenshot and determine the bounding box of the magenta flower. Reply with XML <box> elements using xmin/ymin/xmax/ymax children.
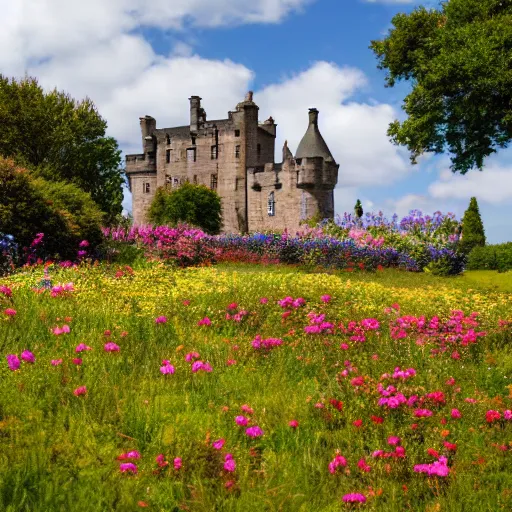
<box><xmin>155</xmin><ymin>316</ymin><xmax>167</xmax><ymax>324</ymax></box>
<box><xmin>156</xmin><ymin>454</ymin><xmax>168</xmax><ymax>467</ymax></box>
<box><xmin>259</xmin><ymin>297</ymin><xmax>268</xmax><ymax>304</ymax></box>
<box><xmin>6</xmin><ymin>354</ymin><xmax>20</xmax><ymax>371</ymax></box>
<box><xmin>451</xmin><ymin>408</ymin><xmax>462</xmax><ymax>419</ymax></box>
<box><xmin>414</xmin><ymin>456</ymin><xmax>450</xmax><ymax>477</ymax></box>
<box><xmin>224</xmin><ymin>453</ymin><xmax>236</xmax><ymax>472</ymax></box>
<box><xmin>328</xmin><ymin>454</ymin><xmax>347</xmax><ymax>474</ymax></box>
<box><xmin>342</xmin><ymin>493</ymin><xmax>366</xmax><ymax>503</ymax></box>
<box><xmin>235</xmin><ymin>415</ymin><xmax>249</xmax><ymax>426</ymax></box>
<box><xmin>387</xmin><ymin>436</ymin><xmax>401</xmax><ymax>446</ymax></box>
<box><xmin>191</xmin><ymin>361</ymin><xmax>213</xmax><ymax>373</ymax></box>
<box><xmin>185</xmin><ymin>351</ymin><xmax>200</xmax><ymax>362</ymax></box>
<box><xmin>197</xmin><ymin>317</ymin><xmax>212</xmax><ymax>327</ymax></box>
<box><xmin>104</xmin><ymin>342</ymin><xmax>120</xmax><ymax>352</ymax></box>
<box><xmin>241</xmin><ymin>404</ymin><xmax>254</xmax><ymax>414</ymax></box>
<box><xmin>245</xmin><ymin>426</ymin><xmax>263</xmax><ymax>438</ymax></box>
<box><xmin>414</xmin><ymin>408</ymin><xmax>433</xmax><ymax>418</ymax></box>
<box><xmin>21</xmin><ymin>350</ymin><xmax>35</xmax><ymax>363</ymax></box>
<box><xmin>0</xmin><ymin>285</ymin><xmax>12</xmax><ymax>297</ymax></box>
<box><xmin>289</xmin><ymin>420</ymin><xmax>299</xmax><ymax>429</ymax></box>
<box><xmin>73</xmin><ymin>386</ymin><xmax>87</xmax><ymax>396</ymax></box>
<box><xmin>51</xmin><ymin>359</ymin><xmax>63</xmax><ymax>366</ymax></box>
<box><xmin>72</xmin><ymin>358</ymin><xmax>83</xmax><ymax>365</ymax></box>
<box><xmin>212</xmin><ymin>439</ymin><xmax>225</xmax><ymax>450</ymax></box>
<box><xmin>53</xmin><ymin>324</ymin><xmax>70</xmax><ymax>336</ymax></box>
<box><xmin>160</xmin><ymin>363</ymin><xmax>175</xmax><ymax>375</ymax></box>
<box><xmin>119</xmin><ymin>462</ymin><xmax>137</xmax><ymax>474</ymax></box>
<box><xmin>320</xmin><ymin>294</ymin><xmax>331</xmax><ymax>303</ymax></box>
<box><xmin>173</xmin><ymin>457</ymin><xmax>182</xmax><ymax>470</ymax></box>
<box><xmin>4</xmin><ymin>308</ymin><xmax>16</xmax><ymax>317</ymax></box>
<box><xmin>75</xmin><ymin>343</ymin><xmax>92</xmax><ymax>353</ymax></box>
<box><xmin>118</xmin><ymin>450</ymin><xmax>141</xmax><ymax>460</ymax></box>
<box><xmin>504</xmin><ymin>410</ymin><xmax>512</xmax><ymax>421</ymax></box>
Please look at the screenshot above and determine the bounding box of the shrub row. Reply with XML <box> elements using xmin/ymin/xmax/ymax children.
<box><xmin>467</xmin><ymin>243</ymin><xmax>512</xmax><ymax>272</ymax></box>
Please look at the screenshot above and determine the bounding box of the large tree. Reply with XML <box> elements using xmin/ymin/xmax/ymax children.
<box><xmin>0</xmin><ymin>76</ymin><xmax>123</xmax><ymax>222</ymax></box>
<box><xmin>370</xmin><ymin>0</ymin><xmax>512</xmax><ymax>173</ymax></box>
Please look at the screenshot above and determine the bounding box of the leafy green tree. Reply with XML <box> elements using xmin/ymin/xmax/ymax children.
<box><xmin>148</xmin><ymin>183</ymin><xmax>222</xmax><ymax>234</ymax></box>
<box><xmin>0</xmin><ymin>156</ymin><xmax>103</xmax><ymax>259</ymax></box>
<box><xmin>459</xmin><ymin>197</ymin><xmax>486</xmax><ymax>254</ymax></box>
<box><xmin>370</xmin><ymin>0</ymin><xmax>512</xmax><ymax>173</ymax></box>
<box><xmin>354</xmin><ymin>199</ymin><xmax>363</xmax><ymax>219</ymax></box>
<box><xmin>0</xmin><ymin>75</ymin><xmax>123</xmax><ymax>222</ymax></box>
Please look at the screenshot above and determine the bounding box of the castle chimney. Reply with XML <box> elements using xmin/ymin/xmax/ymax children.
<box><xmin>308</xmin><ymin>108</ymin><xmax>319</xmax><ymax>126</ymax></box>
<box><xmin>139</xmin><ymin>115</ymin><xmax>156</xmax><ymax>151</ymax></box>
<box><xmin>189</xmin><ymin>96</ymin><xmax>202</xmax><ymax>133</ymax></box>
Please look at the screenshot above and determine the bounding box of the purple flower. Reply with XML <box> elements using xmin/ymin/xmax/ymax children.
<box><xmin>155</xmin><ymin>316</ymin><xmax>167</xmax><ymax>324</ymax></box>
<box><xmin>245</xmin><ymin>426</ymin><xmax>264</xmax><ymax>438</ymax></box>
<box><xmin>119</xmin><ymin>462</ymin><xmax>137</xmax><ymax>474</ymax></box>
<box><xmin>224</xmin><ymin>454</ymin><xmax>236</xmax><ymax>472</ymax></box>
<box><xmin>21</xmin><ymin>350</ymin><xmax>35</xmax><ymax>363</ymax></box>
<box><xmin>6</xmin><ymin>354</ymin><xmax>20</xmax><ymax>371</ymax></box>
<box><xmin>104</xmin><ymin>342</ymin><xmax>120</xmax><ymax>352</ymax></box>
<box><xmin>342</xmin><ymin>493</ymin><xmax>366</xmax><ymax>503</ymax></box>
<box><xmin>212</xmin><ymin>439</ymin><xmax>225</xmax><ymax>450</ymax></box>
<box><xmin>235</xmin><ymin>415</ymin><xmax>249</xmax><ymax>426</ymax></box>
<box><xmin>160</xmin><ymin>363</ymin><xmax>175</xmax><ymax>375</ymax></box>
<box><xmin>75</xmin><ymin>343</ymin><xmax>92</xmax><ymax>353</ymax></box>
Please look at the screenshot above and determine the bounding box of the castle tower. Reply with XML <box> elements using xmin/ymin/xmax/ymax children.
<box><xmin>295</xmin><ymin>108</ymin><xmax>339</xmax><ymax>220</ymax></box>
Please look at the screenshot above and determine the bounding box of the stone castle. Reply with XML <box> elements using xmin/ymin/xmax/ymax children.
<box><xmin>125</xmin><ymin>92</ymin><xmax>339</xmax><ymax>232</ymax></box>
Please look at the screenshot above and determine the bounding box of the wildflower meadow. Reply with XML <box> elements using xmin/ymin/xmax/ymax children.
<box><xmin>2</xmin><ymin>257</ymin><xmax>512</xmax><ymax>511</ymax></box>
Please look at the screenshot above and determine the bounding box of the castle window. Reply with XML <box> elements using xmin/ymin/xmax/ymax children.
<box><xmin>234</xmin><ymin>129</ymin><xmax>240</xmax><ymax>137</ymax></box>
<box><xmin>191</xmin><ymin>136</ymin><xmax>196</xmax><ymax>145</ymax></box>
<box><xmin>173</xmin><ymin>177</ymin><xmax>179</xmax><ymax>188</ymax></box>
<box><xmin>210</xmin><ymin>174</ymin><xmax>218</xmax><ymax>190</ymax></box>
<box><xmin>211</xmin><ymin>145</ymin><xmax>218</xmax><ymax>160</ymax></box>
<box><xmin>193</xmin><ymin>175</ymin><xmax>198</xmax><ymax>184</ymax></box>
<box><xmin>166</xmin><ymin>149</ymin><xmax>171</xmax><ymax>163</ymax></box>
<box><xmin>257</xmin><ymin>144</ymin><xmax>261</xmax><ymax>159</ymax></box>
<box><xmin>166</xmin><ymin>134</ymin><xmax>171</xmax><ymax>145</ymax></box>
<box><xmin>267</xmin><ymin>192</ymin><xmax>275</xmax><ymax>217</ymax></box>
<box><xmin>296</xmin><ymin>158</ymin><xmax>302</xmax><ymax>165</ymax></box>
<box><xmin>143</xmin><ymin>182</ymin><xmax>151</xmax><ymax>194</ymax></box>
<box><xmin>187</xmin><ymin>148</ymin><xmax>196</xmax><ymax>162</ymax></box>
<box><xmin>235</xmin><ymin>145</ymin><xmax>240</xmax><ymax>159</ymax></box>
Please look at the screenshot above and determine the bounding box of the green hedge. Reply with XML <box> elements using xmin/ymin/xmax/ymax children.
<box><xmin>467</xmin><ymin>243</ymin><xmax>512</xmax><ymax>272</ymax></box>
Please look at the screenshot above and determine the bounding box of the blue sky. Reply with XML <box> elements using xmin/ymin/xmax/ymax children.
<box><xmin>3</xmin><ymin>0</ymin><xmax>510</xmax><ymax>241</ymax></box>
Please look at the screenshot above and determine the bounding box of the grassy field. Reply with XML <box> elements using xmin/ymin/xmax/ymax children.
<box><xmin>1</xmin><ymin>263</ymin><xmax>512</xmax><ymax>511</ymax></box>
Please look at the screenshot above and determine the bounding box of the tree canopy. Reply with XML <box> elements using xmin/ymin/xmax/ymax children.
<box><xmin>148</xmin><ymin>183</ymin><xmax>222</xmax><ymax>234</ymax></box>
<box><xmin>370</xmin><ymin>0</ymin><xmax>512</xmax><ymax>173</ymax></box>
<box><xmin>0</xmin><ymin>76</ymin><xmax>123</xmax><ymax>222</ymax></box>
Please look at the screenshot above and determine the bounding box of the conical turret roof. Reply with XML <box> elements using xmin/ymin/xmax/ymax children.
<box><xmin>295</xmin><ymin>108</ymin><xmax>334</xmax><ymax>161</ymax></box>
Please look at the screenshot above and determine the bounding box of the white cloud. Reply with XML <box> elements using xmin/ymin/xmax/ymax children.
<box><xmin>428</xmin><ymin>164</ymin><xmax>512</xmax><ymax>204</ymax></box>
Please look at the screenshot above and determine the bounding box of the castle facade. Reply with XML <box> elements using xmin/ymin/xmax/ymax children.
<box><xmin>125</xmin><ymin>92</ymin><xmax>339</xmax><ymax>232</ymax></box>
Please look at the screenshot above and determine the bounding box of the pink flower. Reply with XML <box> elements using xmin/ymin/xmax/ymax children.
<box><xmin>342</xmin><ymin>493</ymin><xmax>366</xmax><ymax>503</ymax></box>
<box><xmin>118</xmin><ymin>451</ymin><xmax>141</xmax><ymax>460</ymax></box>
<box><xmin>241</xmin><ymin>404</ymin><xmax>254</xmax><ymax>414</ymax></box>
<box><xmin>6</xmin><ymin>354</ymin><xmax>20</xmax><ymax>371</ymax></box>
<box><xmin>451</xmin><ymin>408</ymin><xmax>462</xmax><ymax>419</ymax></box>
<box><xmin>21</xmin><ymin>350</ymin><xmax>35</xmax><ymax>363</ymax></box>
<box><xmin>53</xmin><ymin>324</ymin><xmax>70</xmax><ymax>336</ymax></box>
<box><xmin>173</xmin><ymin>457</ymin><xmax>182</xmax><ymax>470</ymax></box>
<box><xmin>119</xmin><ymin>462</ymin><xmax>137</xmax><ymax>474</ymax></box>
<box><xmin>73</xmin><ymin>386</ymin><xmax>87</xmax><ymax>396</ymax></box>
<box><xmin>486</xmin><ymin>410</ymin><xmax>501</xmax><ymax>423</ymax></box>
<box><xmin>51</xmin><ymin>359</ymin><xmax>63</xmax><ymax>366</ymax></box>
<box><xmin>72</xmin><ymin>358</ymin><xmax>83</xmax><ymax>365</ymax></box>
<box><xmin>185</xmin><ymin>352</ymin><xmax>200</xmax><ymax>362</ymax></box>
<box><xmin>0</xmin><ymin>285</ymin><xmax>12</xmax><ymax>297</ymax></box>
<box><xmin>235</xmin><ymin>415</ymin><xmax>249</xmax><ymax>426</ymax></box>
<box><xmin>160</xmin><ymin>363</ymin><xmax>175</xmax><ymax>375</ymax></box>
<box><xmin>320</xmin><ymin>294</ymin><xmax>331</xmax><ymax>303</ymax></box>
<box><xmin>223</xmin><ymin>453</ymin><xmax>236</xmax><ymax>472</ymax></box>
<box><xmin>260</xmin><ymin>297</ymin><xmax>268</xmax><ymax>304</ymax></box>
<box><xmin>504</xmin><ymin>410</ymin><xmax>512</xmax><ymax>420</ymax></box>
<box><xmin>357</xmin><ymin>458</ymin><xmax>371</xmax><ymax>472</ymax></box>
<box><xmin>289</xmin><ymin>420</ymin><xmax>299</xmax><ymax>429</ymax></box>
<box><xmin>328</xmin><ymin>454</ymin><xmax>347</xmax><ymax>474</ymax></box>
<box><xmin>155</xmin><ymin>316</ymin><xmax>167</xmax><ymax>324</ymax></box>
<box><xmin>212</xmin><ymin>439</ymin><xmax>225</xmax><ymax>450</ymax></box>
<box><xmin>156</xmin><ymin>454</ymin><xmax>168</xmax><ymax>467</ymax></box>
<box><xmin>226</xmin><ymin>359</ymin><xmax>237</xmax><ymax>366</ymax></box>
<box><xmin>104</xmin><ymin>342</ymin><xmax>120</xmax><ymax>352</ymax></box>
<box><xmin>414</xmin><ymin>409</ymin><xmax>433</xmax><ymax>418</ymax></box>
<box><xmin>191</xmin><ymin>360</ymin><xmax>213</xmax><ymax>373</ymax></box>
<box><xmin>353</xmin><ymin>419</ymin><xmax>363</xmax><ymax>428</ymax></box>
<box><xmin>340</xmin><ymin>343</ymin><xmax>349</xmax><ymax>350</ymax></box>
<box><xmin>197</xmin><ymin>317</ymin><xmax>211</xmax><ymax>327</ymax></box>
<box><xmin>414</xmin><ymin>456</ymin><xmax>450</xmax><ymax>477</ymax></box>
<box><xmin>4</xmin><ymin>308</ymin><xmax>16</xmax><ymax>317</ymax></box>
<box><xmin>245</xmin><ymin>426</ymin><xmax>264</xmax><ymax>438</ymax></box>
<box><xmin>75</xmin><ymin>343</ymin><xmax>91</xmax><ymax>353</ymax></box>
<box><xmin>387</xmin><ymin>436</ymin><xmax>401</xmax><ymax>446</ymax></box>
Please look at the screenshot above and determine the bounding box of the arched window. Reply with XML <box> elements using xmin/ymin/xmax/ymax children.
<box><xmin>267</xmin><ymin>192</ymin><xmax>275</xmax><ymax>217</ymax></box>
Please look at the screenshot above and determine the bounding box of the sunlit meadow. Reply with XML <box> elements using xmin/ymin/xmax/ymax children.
<box><xmin>2</xmin><ymin>262</ymin><xmax>512</xmax><ymax>511</ymax></box>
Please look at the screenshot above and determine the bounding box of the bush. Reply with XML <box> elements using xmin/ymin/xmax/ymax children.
<box><xmin>0</xmin><ymin>157</ymin><xmax>104</xmax><ymax>261</ymax></box>
<box><xmin>148</xmin><ymin>183</ymin><xmax>222</xmax><ymax>234</ymax></box>
<box><xmin>0</xmin><ymin>233</ymin><xmax>17</xmax><ymax>275</ymax></box>
<box><xmin>467</xmin><ymin>243</ymin><xmax>512</xmax><ymax>272</ymax></box>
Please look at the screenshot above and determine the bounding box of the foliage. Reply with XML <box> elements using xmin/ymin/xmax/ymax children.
<box><xmin>148</xmin><ymin>183</ymin><xmax>222</xmax><ymax>234</ymax></box>
<box><xmin>459</xmin><ymin>197</ymin><xmax>486</xmax><ymax>255</ymax></box>
<box><xmin>370</xmin><ymin>0</ymin><xmax>512</xmax><ymax>173</ymax></box>
<box><xmin>0</xmin><ymin>75</ymin><xmax>123</xmax><ymax>222</ymax></box>
<box><xmin>1</xmin><ymin>263</ymin><xmax>512</xmax><ymax>510</ymax></box>
<box><xmin>0</xmin><ymin>157</ymin><xmax>103</xmax><ymax>260</ymax></box>
<box><xmin>354</xmin><ymin>199</ymin><xmax>363</xmax><ymax>219</ymax></box>
<box><xmin>467</xmin><ymin>243</ymin><xmax>512</xmax><ymax>272</ymax></box>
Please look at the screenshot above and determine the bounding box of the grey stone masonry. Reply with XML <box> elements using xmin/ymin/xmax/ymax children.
<box><xmin>125</xmin><ymin>93</ymin><xmax>339</xmax><ymax>232</ymax></box>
